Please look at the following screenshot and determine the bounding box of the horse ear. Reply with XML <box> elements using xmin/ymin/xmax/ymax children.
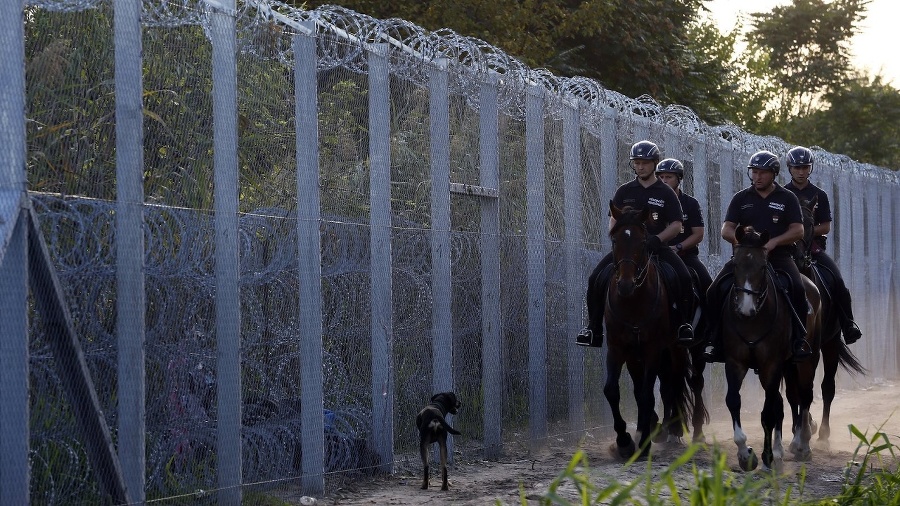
<box><xmin>810</xmin><ymin>194</ymin><xmax>818</xmax><ymax>207</ymax></box>
<box><xmin>609</xmin><ymin>200</ymin><xmax>622</xmax><ymax>220</ymax></box>
<box><xmin>735</xmin><ymin>226</ymin><xmax>745</xmax><ymax>243</ymax></box>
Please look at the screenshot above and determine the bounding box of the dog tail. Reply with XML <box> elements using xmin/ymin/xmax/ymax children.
<box><xmin>441</xmin><ymin>419</ymin><xmax>461</xmax><ymax>436</ymax></box>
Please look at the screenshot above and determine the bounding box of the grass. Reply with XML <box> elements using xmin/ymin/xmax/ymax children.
<box><xmin>519</xmin><ymin>423</ymin><xmax>900</xmax><ymax>506</ymax></box>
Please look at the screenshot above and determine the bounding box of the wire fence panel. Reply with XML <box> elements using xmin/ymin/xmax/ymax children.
<box><xmin>2</xmin><ymin>0</ymin><xmax>899</xmax><ymax>503</ymax></box>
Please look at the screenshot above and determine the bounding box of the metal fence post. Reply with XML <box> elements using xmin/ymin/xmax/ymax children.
<box><xmin>525</xmin><ymin>83</ymin><xmax>547</xmax><ymax>447</ymax></box>
<box><xmin>294</xmin><ymin>23</ymin><xmax>325</xmax><ymax>494</ymax></box>
<box><xmin>0</xmin><ymin>0</ymin><xmax>29</xmax><ymax>502</ymax></box>
<box><xmin>113</xmin><ymin>0</ymin><xmax>146</xmax><ymax>500</ymax></box>
<box><xmin>368</xmin><ymin>42</ymin><xmax>394</xmax><ymax>472</ymax></box>
<box><xmin>563</xmin><ymin>98</ymin><xmax>585</xmax><ymax>438</ymax></box>
<box><xmin>479</xmin><ymin>73</ymin><xmax>502</xmax><ymax>460</ymax></box>
<box><xmin>209</xmin><ymin>0</ymin><xmax>242</xmax><ymax>502</ymax></box>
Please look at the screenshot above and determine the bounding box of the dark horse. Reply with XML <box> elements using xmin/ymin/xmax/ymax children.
<box><xmin>796</xmin><ymin>197</ymin><xmax>866</xmax><ymax>443</ymax></box>
<box><xmin>721</xmin><ymin>226</ymin><xmax>819</xmax><ymax>471</ymax></box>
<box><xmin>599</xmin><ymin>203</ymin><xmax>696</xmax><ymax>459</ymax></box>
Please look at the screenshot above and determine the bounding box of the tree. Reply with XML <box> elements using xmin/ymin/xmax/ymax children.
<box><xmin>788</xmin><ymin>74</ymin><xmax>900</xmax><ymax>169</ymax></box>
<box><xmin>746</xmin><ymin>0</ymin><xmax>870</xmax><ymax>120</ymax></box>
<box><xmin>296</xmin><ymin>0</ymin><xmax>734</xmax><ymax>124</ymax></box>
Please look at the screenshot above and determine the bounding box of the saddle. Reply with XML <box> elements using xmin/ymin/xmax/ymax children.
<box><xmin>809</xmin><ymin>261</ymin><xmax>836</xmax><ymax>306</ymax></box>
<box><xmin>657</xmin><ymin>259</ymin><xmax>701</xmax><ymax>317</ymax></box>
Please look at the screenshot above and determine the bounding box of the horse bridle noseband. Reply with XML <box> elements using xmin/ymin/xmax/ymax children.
<box><xmin>613</xmin><ymin>255</ymin><xmax>652</xmax><ymax>289</ymax></box>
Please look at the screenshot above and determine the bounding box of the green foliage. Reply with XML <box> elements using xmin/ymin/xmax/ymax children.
<box><xmin>525</xmin><ymin>423</ymin><xmax>900</xmax><ymax>505</ymax></box>
<box><xmin>746</xmin><ymin>0</ymin><xmax>870</xmax><ymax>119</ymax></box>
<box><xmin>785</xmin><ymin>73</ymin><xmax>900</xmax><ymax>169</ymax></box>
<box><xmin>825</xmin><ymin>423</ymin><xmax>900</xmax><ymax>505</ymax></box>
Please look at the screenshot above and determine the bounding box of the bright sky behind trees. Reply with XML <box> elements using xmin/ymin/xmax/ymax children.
<box><xmin>705</xmin><ymin>0</ymin><xmax>899</xmax><ymax>86</ymax></box>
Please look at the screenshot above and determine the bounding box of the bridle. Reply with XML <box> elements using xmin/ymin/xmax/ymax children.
<box><xmin>613</xmin><ymin>254</ymin><xmax>652</xmax><ymax>289</ymax></box>
<box><xmin>730</xmin><ymin>245</ymin><xmax>772</xmax><ymax>316</ymax></box>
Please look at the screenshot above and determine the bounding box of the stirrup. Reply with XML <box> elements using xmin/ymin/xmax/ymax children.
<box><xmin>676</xmin><ymin>323</ymin><xmax>695</xmax><ymax>345</ymax></box>
<box><xmin>842</xmin><ymin>321</ymin><xmax>862</xmax><ymax>344</ymax></box>
<box><xmin>575</xmin><ymin>327</ymin><xmax>602</xmax><ymax>348</ymax></box>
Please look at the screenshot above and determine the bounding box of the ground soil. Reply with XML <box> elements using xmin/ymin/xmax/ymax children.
<box><xmin>276</xmin><ymin>381</ymin><xmax>900</xmax><ymax>505</ymax></box>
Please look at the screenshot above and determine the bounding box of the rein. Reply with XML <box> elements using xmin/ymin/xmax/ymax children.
<box><xmin>613</xmin><ymin>255</ymin><xmax>652</xmax><ymax>290</ymax></box>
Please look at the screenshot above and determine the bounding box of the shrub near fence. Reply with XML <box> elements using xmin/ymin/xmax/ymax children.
<box><xmin>0</xmin><ymin>0</ymin><xmax>898</xmax><ymax>504</ymax></box>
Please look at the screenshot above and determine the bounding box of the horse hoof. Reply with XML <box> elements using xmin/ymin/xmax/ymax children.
<box><xmin>693</xmin><ymin>433</ymin><xmax>706</xmax><ymax>444</ymax></box>
<box><xmin>739</xmin><ymin>447</ymin><xmax>759</xmax><ymax>472</ymax></box>
<box><xmin>609</xmin><ymin>440</ymin><xmax>637</xmax><ymax>459</ymax></box>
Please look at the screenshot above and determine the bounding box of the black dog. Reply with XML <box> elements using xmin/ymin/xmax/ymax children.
<box><xmin>416</xmin><ymin>392</ymin><xmax>461</xmax><ymax>490</ymax></box>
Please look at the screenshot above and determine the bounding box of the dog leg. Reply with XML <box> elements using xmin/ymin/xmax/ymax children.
<box><xmin>439</xmin><ymin>440</ymin><xmax>449</xmax><ymax>490</ymax></box>
<box><xmin>420</xmin><ymin>441</ymin><xmax>429</xmax><ymax>489</ymax></box>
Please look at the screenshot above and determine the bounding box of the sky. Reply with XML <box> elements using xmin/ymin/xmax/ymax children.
<box><xmin>704</xmin><ymin>0</ymin><xmax>900</xmax><ymax>86</ymax></box>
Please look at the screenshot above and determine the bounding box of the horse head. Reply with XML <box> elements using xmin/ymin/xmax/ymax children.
<box><xmin>609</xmin><ymin>201</ymin><xmax>652</xmax><ymax>297</ymax></box>
<box><xmin>732</xmin><ymin>226</ymin><xmax>771</xmax><ymax>317</ymax></box>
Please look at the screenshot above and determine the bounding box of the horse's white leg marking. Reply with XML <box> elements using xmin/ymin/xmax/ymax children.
<box><xmin>733</xmin><ymin>423</ymin><xmax>749</xmax><ymax>459</ymax></box>
<box><xmin>737</xmin><ymin>279</ymin><xmax>756</xmax><ymax>316</ymax></box>
<box><xmin>772</xmin><ymin>429</ymin><xmax>784</xmax><ymax>472</ymax></box>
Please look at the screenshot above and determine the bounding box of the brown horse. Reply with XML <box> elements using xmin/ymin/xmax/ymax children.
<box><xmin>720</xmin><ymin>226</ymin><xmax>818</xmax><ymax>471</ymax></box>
<box><xmin>599</xmin><ymin>203</ymin><xmax>696</xmax><ymax>459</ymax></box>
<box><xmin>796</xmin><ymin>197</ymin><xmax>866</xmax><ymax>443</ymax></box>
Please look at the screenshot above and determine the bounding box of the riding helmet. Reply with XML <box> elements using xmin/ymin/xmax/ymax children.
<box><xmin>629</xmin><ymin>140</ymin><xmax>661</xmax><ymax>161</ymax></box>
<box><xmin>655</xmin><ymin>158</ymin><xmax>684</xmax><ymax>179</ymax></box>
<box><xmin>747</xmin><ymin>150</ymin><xmax>781</xmax><ymax>175</ymax></box>
<box><xmin>786</xmin><ymin>146</ymin><xmax>814</xmax><ymax>169</ymax></box>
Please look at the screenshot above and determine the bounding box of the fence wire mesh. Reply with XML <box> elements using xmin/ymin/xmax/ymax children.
<box><xmin>3</xmin><ymin>0</ymin><xmax>899</xmax><ymax>504</ymax></box>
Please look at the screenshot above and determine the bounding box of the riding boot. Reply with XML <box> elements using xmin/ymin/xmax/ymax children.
<box><xmin>576</xmin><ymin>279</ymin><xmax>608</xmax><ymax>348</ymax></box>
<box><xmin>842</xmin><ymin>320</ymin><xmax>862</xmax><ymax>345</ymax></box>
<box><xmin>575</xmin><ymin>326</ymin><xmax>603</xmax><ymax>347</ymax></box>
<box><xmin>676</xmin><ymin>310</ymin><xmax>696</xmax><ymax>345</ymax></box>
<box><xmin>702</xmin><ymin>324</ymin><xmax>725</xmax><ymax>363</ymax></box>
<box><xmin>791</xmin><ymin>318</ymin><xmax>812</xmax><ymax>362</ymax></box>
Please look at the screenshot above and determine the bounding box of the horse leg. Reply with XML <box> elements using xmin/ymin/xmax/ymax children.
<box><xmin>725</xmin><ymin>363</ymin><xmax>757</xmax><ymax>471</ymax></box>
<box><xmin>690</xmin><ymin>347</ymin><xmax>707</xmax><ymax>443</ymax></box>
<box><xmin>760</xmin><ymin>375</ymin><xmax>785</xmax><ymax>472</ymax></box>
<box><xmin>819</xmin><ymin>339</ymin><xmax>839</xmax><ymax>442</ymax></box>
<box><xmin>624</xmin><ymin>362</ymin><xmax>653</xmax><ymax>458</ymax></box>
<box><xmin>656</xmin><ymin>355</ymin><xmax>683</xmax><ymax>445</ymax></box>
<box><xmin>789</xmin><ymin>360</ymin><xmax>817</xmax><ymax>461</ymax></box>
<box><xmin>603</xmin><ymin>354</ymin><xmax>635</xmax><ymax>459</ymax></box>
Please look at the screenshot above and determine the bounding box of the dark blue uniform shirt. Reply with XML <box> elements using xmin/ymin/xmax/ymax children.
<box><xmin>671</xmin><ymin>192</ymin><xmax>704</xmax><ymax>255</ymax></box>
<box><xmin>724</xmin><ymin>183</ymin><xmax>803</xmax><ymax>254</ymax></box>
<box><xmin>611</xmin><ymin>179</ymin><xmax>683</xmax><ymax>236</ymax></box>
<box><xmin>784</xmin><ymin>180</ymin><xmax>832</xmax><ymax>250</ymax></box>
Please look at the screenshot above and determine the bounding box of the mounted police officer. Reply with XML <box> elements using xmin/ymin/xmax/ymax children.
<box><xmin>655</xmin><ymin>158</ymin><xmax>712</xmax><ymax>332</ymax></box>
<box><xmin>576</xmin><ymin>141</ymin><xmax>696</xmax><ymax>348</ymax></box>
<box><xmin>784</xmin><ymin>146</ymin><xmax>862</xmax><ymax>344</ymax></box>
<box><xmin>704</xmin><ymin>150</ymin><xmax>813</xmax><ymax>362</ymax></box>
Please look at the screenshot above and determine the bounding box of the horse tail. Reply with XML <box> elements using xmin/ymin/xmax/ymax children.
<box><xmin>671</xmin><ymin>349</ymin><xmax>695</xmax><ymax>428</ymax></box>
<box><xmin>837</xmin><ymin>340</ymin><xmax>867</xmax><ymax>376</ymax></box>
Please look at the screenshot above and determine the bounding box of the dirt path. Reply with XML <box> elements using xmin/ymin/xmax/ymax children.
<box><xmin>278</xmin><ymin>382</ymin><xmax>900</xmax><ymax>505</ymax></box>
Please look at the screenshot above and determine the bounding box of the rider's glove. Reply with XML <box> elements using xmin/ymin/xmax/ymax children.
<box><xmin>647</xmin><ymin>235</ymin><xmax>664</xmax><ymax>253</ymax></box>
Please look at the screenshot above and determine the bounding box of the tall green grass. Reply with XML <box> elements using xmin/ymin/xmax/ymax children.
<box><xmin>522</xmin><ymin>423</ymin><xmax>899</xmax><ymax>506</ymax></box>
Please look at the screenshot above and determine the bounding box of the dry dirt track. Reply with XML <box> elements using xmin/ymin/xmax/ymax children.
<box><xmin>276</xmin><ymin>382</ymin><xmax>900</xmax><ymax>505</ymax></box>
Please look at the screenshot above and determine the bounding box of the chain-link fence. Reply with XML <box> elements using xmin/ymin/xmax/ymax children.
<box><xmin>1</xmin><ymin>0</ymin><xmax>899</xmax><ymax>504</ymax></box>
